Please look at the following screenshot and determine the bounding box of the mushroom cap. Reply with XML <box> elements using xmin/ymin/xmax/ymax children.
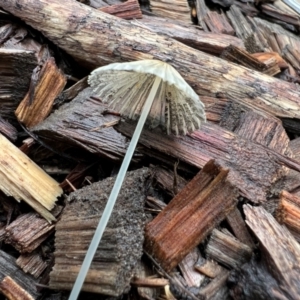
<box><xmin>91</xmin><ymin>60</ymin><xmax>199</xmax><ymax>102</ymax></box>
<box><xmin>88</xmin><ymin>60</ymin><xmax>206</xmax><ymax>135</ymax></box>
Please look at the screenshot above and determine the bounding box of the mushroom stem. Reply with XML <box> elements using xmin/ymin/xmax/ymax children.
<box><xmin>69</xmin><ymin>76</ymin><xmax>162</xmax><ymax>300</ymax></box>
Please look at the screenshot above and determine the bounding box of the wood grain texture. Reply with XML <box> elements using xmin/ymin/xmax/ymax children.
<box><xmin>33</xmin><ymin>88</ymin><xmax>129</xmax><ymax>161</ymax></box>
<box><xmin>1</xmin><ymin>0</ymin><xmax>300</xmax><ymax>119</ymax></box>
<box><xmin>144</xmin><ymin>160</ymin><xmax>238</xmax><ymax>271</ymax></box>
<box><xmin>117</xmin><ymin>122</ymin><xmax>289</xmax><ymax>203</ymax></box>
<box><xmin>50</xmin><ymin>168</ymin><xmax>149</xmax><ymax>295</ymax></box>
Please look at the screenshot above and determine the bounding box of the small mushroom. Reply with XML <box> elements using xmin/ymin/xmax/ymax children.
<box><xmin>69</xmin><ymin>59</ymin><xmax>206</xmax><ymax>299</ymax></box>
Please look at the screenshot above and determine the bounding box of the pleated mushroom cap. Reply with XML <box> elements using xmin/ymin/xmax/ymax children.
<box><xmin>88</xmin><ymin>59</ymin><xmax>206</xmax><ymax>135</ymax></box>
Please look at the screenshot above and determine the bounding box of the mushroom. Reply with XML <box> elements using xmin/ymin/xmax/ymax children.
<box><xmin>69</xmin><ymin>59</ymin><xmax>206</xmax><ymax>299</ymax></box>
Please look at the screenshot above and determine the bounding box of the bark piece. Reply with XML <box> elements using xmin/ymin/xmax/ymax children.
<box><xmin>0</xmin><ymin>134</ymin><xmax>62</xmax><ymax>222</ymax></box>
<box><xmin>133</xmin><ymin>260</ymin><xmax>160</xmax><ymax>299</ymax></box>
<box><xmin>58</xmin><ymin>76</ymin><xmax>88</xmax><ymax>104</ymax></box>
<box><xmin>282</xmin><ymin>44</ymin><xmax>300</xmax><ymax>72</ymax></box>
<box><xmin>0</xmin><ymin>49</ymin><xmax>37</xmax><ymax>121</ymax></box>
<box><xmin>134</xmin><ymin>15</ymin><xmax>245</xmax><ymax>55</ymax></box>
<box><xmin>198</xmin><ymin>270</ymin><xmax>229</xmax><ymax>300</ymax></box>
<box><xmin>280</xmin><ymin>137</ymin><xmax>300</xmax><ymax>196</ymax></box>
<box><xmin>261</xmin><ymin>3</ymin><xmax>300</xmax><ymax>27</ymax></box>
<box><xmin>230</xmin><ymin>205</ymin><xmax>300</xmax><ymax>299</ymax></box>
<box><xmin>0</xmin><ymin>250</ymin><xmax>39</xmax><ymax>299</ymax></box>
<box><xmin>276</xmin><ymin>190</ymin><xmax>300</xmax><ymax>241</ymax></box>
<box><xmin>149</xmin><ymin>0</ymin><xmax>191</xmax><ymax>23</ymax></box>
<box><xmin>0</xmin><ymin>116</ymin><xmax>17</xmax><ymax>141</ymax></box>
<box><xmin>4</xmin><ymin>212</ymin><xmax>55</xmax><ymax>253</ymax></box>
<box><xmin>221</xmin><ymin>44</ymin><xmax>280</xmax><ymax>76</ymax></box>
<box><xmin>117</xmin><ymin>122</ymin><xmax>289</xmax><ymax>203</ymax></box>
<box><xmin>251</xmin><ymin>51</ymin><xmax>289</xmax><ymax>69</ymax></box>
<box><xmin>144</xmin><ymin>160</ymin><xmax>238</xmax><ymax>271</ymax></box>
<box><xmin>2</xmin><ymin>0</ymin><xmax>300</xmax><ymax>120</ymax></box>
<box><xmin>204</xmin><ymin>10</ymin><xmax>235</xmax><ymax>35</ymax></box>
<box><xmin>226</xmin><ymin>6</ymin><xmax>264</xmax><ymax>53</ymax></box>
<box><xmin>195</xmin><ymin>256</ymin><xmax>225</xmax><ymax>278</ymax></box>
<box><xmin>152</xmin><ymin>166</ymin><xmax>187</xmax><ymax>196</ymax></box>
<box><xmin>100</xmin><ymin>0</ymin><xmax>142</xmax><ymax>19</ymax></box>
<box><xmin>178</xmin><ymin>248</ymin><xmax>205</xmax><ymax>287</ymax></box>
<box><xmin>50</xmin><ymin>168</ymin><xmax>149</xmax><ymax>296</ymax></box>
<box><xmin>195</xmin><ymin>0</ymin><xmax>209</xmax><ymax>30</ymax></box>
<box><xmin>0</xmin><ymin>276</ymin><xmax>35</xmax><ymax>300</ymax></box>
<box><xmin>16</xmin><ymin>252</ymin><xmax>48</xmax><ymax>279</ymax></box>
<box><xmin>130</xmin><ymin>277</ymin><xmax>168</xmax><ymax>287</ymax></box>
<box><xmin>206</xmin><ymin>229</ymin><xmax>252</xmax><ymax>269</ymax></box>
<box><xmin>15</xmin><ymin>58</ymin><xmax>67</xmax><ymax>128</ymax></box>
<box><xmin>226</xmin><ymin>207</ymin><xmax>255</xmax><ymax>249</ymax></box>
<box><xmin>220</xmin><ymin>108</ymin><xmax>292</xmax><ymax>156</ymax></box>
<box><xmin>252</xmin><ymin>17</ymin><xmax>300</xmax><ymax>55</ymax></box>
<box><xmin>32</xmin><ymin>88</ymin><xmax>128</xmax><ymax>161</ymax></box>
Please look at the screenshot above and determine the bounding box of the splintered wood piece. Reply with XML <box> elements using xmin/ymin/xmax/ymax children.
<box><xmin>32</xmin><ymin>88</ymin><xmax>129</xmax><ymax>161</ymax></box>
<box><xmin>130</xmin><ymin>277</ymin><xmax>169</xmax><ymax>287</ymax></box>
<box><xmin>223</xmin><ymin>109</ymin><xmax>290</xmax><ymax>156</ymax></box>
<box><xmin>0</xmin><ymin>276</ymin><xmax>34</xmax><ymax>300</ymax></box>
<box><xmin>50</xmin><ymin>168</ymin><xmax>149</xmax><ymax>296</ymax></box>
<box><xmin>133</xmin><ymin>260</ymin><xmax>160</xmax><ymax>299</ymax></box>
<box><xmin>4</xmin><ymin>212</ymin><xmax>55</xmax><ymax>253</ymax></box>
<box><xmin>100</xmin><ymin>0</ymin><xmax>142</xmax><ymax>19</ymax></box>
<box><xmin>240</xmin><ymin>205</ymin><xmax>300</xmax><ymax>299</ymax></box>
<box><xmin>195</xmin><ymin>257</ymin><xmax>226</xmax><ymax>278</ymax></box>
<box><xmin>3</xmin><ymin>0</ymin><xmax>300</xmax><ymax>120</ymax></box>
<box><xmin>0</xmin><ymin>134</ymin><xmax>62</xmax><ymax>222</ymax></box>
<box><xmin>0</xmin><ymin>49</ymin><xmax>37</xmax><ymax>121</ymax></box>
<box><xmin>206</xmin><ymin>229</ymin><xmax>252</xmax><ymax>269</ymax></box>
<box><xmin>149</xmin><ymin>0</ymin><xmax>191</xmax><ymax>23</ymax></box>
<box><xmin>220</xmin><ymin>45</ymin><xmax>280</xmax><ymax>76</ymax></box>
<box><xmin>198</xmin><ymin>270</ymin><xmax>229</xmax><ymax>300</ymax></box>
<box><xmin>152</xmin><ymin>166</ymin><xmax>187</xmax><ymax>196</ymax></box>
<box><xmin>226</xmin><ymin>207</ymin><xmax>255</xmax><ymax>249</ymax></box>
<box><xmin>16</xmin><ymin>252</ymin><xmax>48</xmax><ymax>278</ymax></box>
<box><xmin>281</xmin><ymin>137</ymin><xmax>300</xmax><ymax>196</ymax></box>
<box><xmin>59</xmin><ymin>76</ymin><xmax>88</xmax><ymax>103</ymax></box>
<box><xmin>0</xmin><ymin>116</ymin><xmax>17</xmax><ymax>142</ymax></box>
<box><xmin>252</xmin><ymin>17</ymin><xmax>300</xmax><ymax>55</ymax></box>
<box><xmin>134</xmin><ymin>16</ymin><xmax>245</xmax><ymax>55</ymax></box>
<box><xmin>276</xmin><ymin>190</ymin><xmax>300</xmax><ymax>241</ymax></box>
<box><xmin>144</xmin><ymin>160</ymin><xmax>238</xmax><ymax>271</ymax></box>
<box><xmin>195</xmin><ymin>0</ymin><xmax>209</xmax><ymax>30</ymax></box>
<box><xmin>178</xmin><ymin>248</ymin><xmax>205</xmax><ymax>287</ymax></box>
<box><xmin>117</xmin><ymin>122</ymin><xmax>290</xmax><ymax>203</ymax></box>
<box><xmin>60</xmin><ymin>162</ymin><xmax>96</xmax><ymax>192</ymax></box>
<box><xmin>15</xmin><ymin>57</ymin><xmax>66</xmax><ymax>128</ymax></box>
<box><xmin>283</xmin><ymin>44</ymin><xmax>300</xmax><ymax>71</ymax></box>
<box><xmin>226</xmin><ymin>6</ymin><xmax>264</xmax><ymax>53</ymax></box>
<box><xmin>251</xmin><ymin>52</ymin><xmax>289</xmax><ymax>70</ymax></box>
<box><xmin>204</xmin><ymin>11</ymin><xmax>235</xmax><ymax>35</ymax></box>
<box><xmin>0</xmin><ymin>250</ymin><xmax>39</xmax><ymax>299</ymax></box>
<box><xmin>261</xmin><ymin>3</ymin><xmax>300</xmax><ymax>27</ymax></box>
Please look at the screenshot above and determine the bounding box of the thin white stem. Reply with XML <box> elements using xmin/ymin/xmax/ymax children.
<box><xmin>68</xmin><ymin>76</ymin><xmax>162</xmax><ymax>300</ymax></box>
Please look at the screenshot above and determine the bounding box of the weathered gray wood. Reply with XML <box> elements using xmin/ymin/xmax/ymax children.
<box><xmin>117</xmin><ymin>122</ymin><xmax>289</xmax><ymax>203</ymax></box>
<box><xmin>229</xmin><ymin>205</ymin><xmax>300</xmax><ymax>299</ymax></box>
<box><xmin>33</xmin><ymin>88</ymin><xmax>129</xmax><ymax>161</ymax></box>
<box><xmin>206</xmin><ymin>229</ymin><xmax>252</xmax><ymax>269</ymax></box>
<box><xmin>0</xmin><ymin>250</ymin><xmax>39</xmax><ymax>299</ymax></box>
<box><xmin>134</xmin><ymin>15</ymin><xmax>245</xmax><ymax>55</ymax></box>
<box><xmin>0</xmin><ymin>49</ymin><xmax>37</xmax><ymax>121</ymax></box>
<box><xmin>50</xmin><ymin>168</ymin><xmax>149</xmax><ymax>296</ymax></box>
